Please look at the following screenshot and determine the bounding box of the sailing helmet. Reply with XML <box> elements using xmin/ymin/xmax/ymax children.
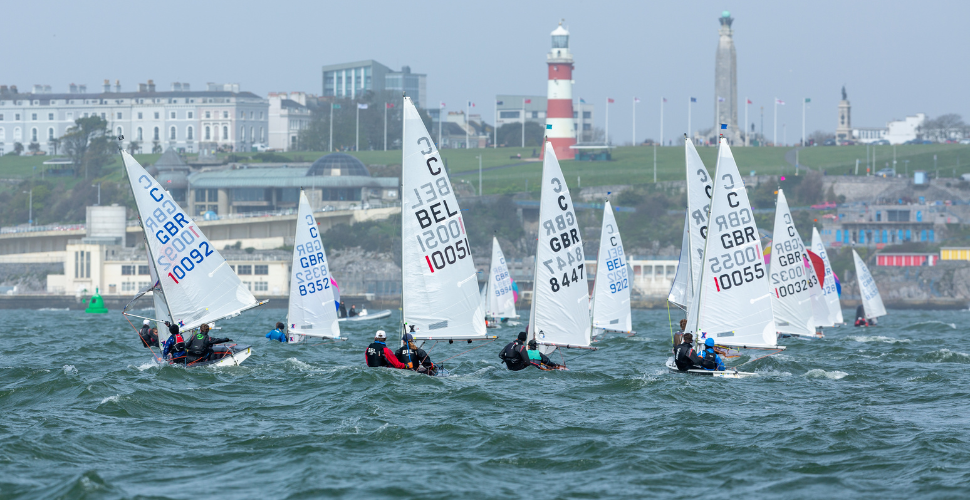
<box><xmin>517</xmin><ymin>331</ymin><xmax>528</xmax><ymax>342</ymax></box>
<box><xmin>375</xmin><ymin>330</ymin><xmax>387</xmax><ymax>340</ymax></box>
<box><xmin>528</xmin><ymin>339</ymin><xmax>538</xmax><ymax>349</ymax></box>
<box><xmin>402</xmin><ymin>333</ymin><xmax>414</xmax><ymax>343</ymax></box>
<box><xmin>705</xmin><ymin>338</ymin><xmax>715</xmax><ymax>347</ymax></box>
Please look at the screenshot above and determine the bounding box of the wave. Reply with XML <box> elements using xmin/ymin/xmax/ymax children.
<box><xmin>917</xmin><ymin>349</ymin><xmax>970</xmax><ymax>364</ymax></box>
<box><xmin>847</xmin><ymin>335</ymin><xmax>911</xmax><ymax>344</ymax></box>
<box><xmin>62</xmin><ymin>364</ymin><xmax>78</xmax><ymax>376</ymax></box>
<box><xmin>804</xmin><ymin>369</ymin><xmax>848</xmax><ymax>380</ymax></box>
<box><xmin>902</xmin><ymin>321</ymin><xmax>957</xmax><ymax>330</ymax></box>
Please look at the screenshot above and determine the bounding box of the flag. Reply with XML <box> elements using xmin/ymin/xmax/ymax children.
<box><xmin>385</xmin><ymin>103</ymin><xmax>395</xmax><ymax>109</ymax></box>
<box><xmin>717</xmin><ymin>96</ymin><xmax>725</xmax><ymax>102</ymax></box>
<box><xmin>496</xmin><ymin>100</ymin><xmax>504</xmax><ymax>105</ymax></box>
<box><xmin>690</xmin><ymin>97</ymin><xmax>697</xmax><ymax>103</ymax></box>
<box><xmin>468</xmin><ymin>101</ymin><xmax>475</xmax><ymax>107</ymax></box>
<box><xmin>580</xmin><ymin>98</ymin><xmax>586</xmax><ymax>104</ymax></box>
<box><xmin>546</xmin><ymin>124</ymin><xmax>552</xmax><ymax>130</ymax></box>
<box><xmin>746</xmin><ymin>99</ymin><xmax>752</xmax><ymax>104</ymax></box>
<box><xmin>608</xmin><ymin>98</ymin><xmax>615</xmax><ymax>104</ymax></box>
<box><xmin>333</xmin><ymin>103</ymin><xmax>341</xmax><ymax>109</ymax></box>
<box><xmin>634</xmin><ymin>97</ymin><xmax>640</xmax><ymax>103</ymax></box>
<box><xmin>805</xmin><ymin>98</ymin><xmax>811</xmax><ymax>103</ymax></box>
<box><xmin>662</xmin><ymin>97</ymin><xmax>667</xmax><ymax>103</ymax></box>
<box><xmin>440</xmin><ymin>102</ymin><xmax>446</xmax><ymax>108</ymax></box>
<box><xmin>357</xmin><ymin>103</ymin><xmax>368</xmax><ymax>109</ymax></box>
<box><xmin>775</xmin><ymin>98</ymin><xmax>785</xmax><ymax>105</ymax></box>
<box><xmin>524</xmin><ymin>99</ymin><xmax>532</xmax><ymax>104</ymax></box>
<box><xmin>721</xmin><ymin>124</ymin><xmax>727</xmax><ymax>130</ymax></box>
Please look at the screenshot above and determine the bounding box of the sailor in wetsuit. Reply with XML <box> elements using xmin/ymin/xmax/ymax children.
<box><xmin>853</xmin><ymin>305</ymin><xmax>869</xmax><ymax>327</ymax></box>
<box><xmin>184</xmin><ymin>323</ymin><xmax>232</xmax><ymax>365</ymax></box>
<box><xmin>266</xmin><ymin>322</ymin><xmax>287</xmax><ymax>342</ymax></box>
<box><xmin>365</xmin><ymin>330</ymin><xmax>407</xmax><ymax>369</ymax></box>
<box><xmin>162</xmin><ymin>324</ymin><xmax>186</xmax><ymax>364</ymax></box>
<box><xmin>672</xmin><ymin>332</ymin><xmax>697</xmax><ymax>371</ymax></box>
<box><xmin>695</xmin><ymin>338</ymin><xmax>725</xmax><ymax>371</ymax></box>
<box><xmin>338</xmin><ymin>301</ymin><xmax>348</xmax><ymax>319</ymax></box>
<box><xmin>349</xmin><ymin>305</ymin><xmax>358</xmax><ymax>317</ymax></box>
<box><xmin>525</xmin><ymin>339</ymin><xmax>561</xmax><ymax>370</ymax></box>
<box><xmin>395</xmin><ymin>330</ymin><xmax>436</xmax><ymax>375</ymax></box>
<box><xmin>138</xmin><ymin>319</ymin><xmax>159</xmax><ymax>348</ymax></box>
<box><xmin>499</xmin><ymin>332</ymin><xmax>530</xmax><ymax>371</ymax></box>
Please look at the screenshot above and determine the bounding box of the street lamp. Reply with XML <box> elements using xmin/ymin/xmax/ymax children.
<box><xmin>93</xmin><ymin>182</ymin><xmax>101</xmax><ymax>206</ymax></box>
<box><xmin>475</xmin><ymin>155</ymin><xmax>482</xmax><ymax>196</ymax></box>
<box><xmin>22</xmin><ymin>189</ymin><xmax>32</xmax><ymax>227</ymax></box>
<box><xmin>904</xmin><ymin>159</ymin><xmax>910</xmax><ymax>177</ymax></box>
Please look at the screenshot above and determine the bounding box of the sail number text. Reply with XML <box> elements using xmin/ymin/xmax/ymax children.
<box><xmin>411</xmin><ymin>138</ymin><xmax>470</xmax><ymax>274</ymax></box>
<box><xmin>541</xmin><ymin>176</ymin><xmax>585</xmax><ymax>293</ymax></box>
<box><xmin>137</xmin><ymin>174</ymin><xmax>215</xmax><ymax>285</ymax></box>
<box><xmin>295</xmin><ymin>215</ymin><xmax>330</xmax><ymax>296</ymax></box>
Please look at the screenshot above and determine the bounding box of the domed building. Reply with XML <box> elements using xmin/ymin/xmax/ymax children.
<box><xmin>185</xmin><ymin>152</ymin><xmax>399</xmax><ymax>216</ymax></box>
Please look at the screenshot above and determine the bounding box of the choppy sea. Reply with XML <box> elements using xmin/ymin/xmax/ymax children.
<box><xmin>1</xmin><ymin>307</ymin><xmax>968</xmax><ymax>499</ymax></box>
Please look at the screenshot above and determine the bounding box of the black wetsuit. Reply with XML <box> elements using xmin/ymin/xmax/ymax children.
<box><xmin>395</xmin><ymin>345</ymin><xmax>435</xmax><ymax>374</ymax></box>
<box><xmin>673</xmin><ymin>341</ymin><xmax>696</xmax><ymax>371</ymax></box>
<box><xmin>499</xmin><ymin>340</ymin><xmax>530</xmax><ymax>371</ymax></box>
<box><xmin>338</xmin><ymin>304</ymin><xmax>347</xmax><ymax>318</ymax></box>
<box><xmin>139</xmin><ymin>325</ymin><xmax>158</xmax><ymax>348</ymax></box>
<box><xmin>184</xmin><ymin>331</ymin><xmax>231</xmax><ymax>364</ymax></box>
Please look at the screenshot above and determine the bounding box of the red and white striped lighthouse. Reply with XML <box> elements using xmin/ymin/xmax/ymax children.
<box><xmin>545</xmin><ymin>21</ymin><xmax>576</xmax><ymax>160</ymax></box>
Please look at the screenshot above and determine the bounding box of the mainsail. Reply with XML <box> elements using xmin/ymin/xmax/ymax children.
<box><xmin>591</xmin><ymin>200</ymin><xmax>632</xmax><ymax>333</ymax></box>
<box><xmin>811</xmin><ymin>227</ymin><xmax>844</xmax><ymax>325</ymax></box>
<box><xmin>768</xmin><ymin>189</ymin><xmax>816</xmax><ymax>336</ymax></box>
<box><xmin>687</xmin><ymin>138</ymin><xmax>777</xmax><ymax>348</ymax></box>
<box><xmin>400</xmin><ymin>97</ymin><xmax>486</xmax><ymax>340</ymax></box>
<box><xmin>122</xmin><ymin>151</ymin><xmax>260</xmax><ymax>331</ymax></box>
<box><xmin>852</xmin><ymin>249</ymin><xmax>887</xmax><ymax>320</ymax></box>
<box><xmin>667</xmin><ymin>214</ymin><xmax>691</xmax><ymax>307</ymax></box>
<box><xmin>287</xmin><ymin>190</ymin><xmax>340</xmax><ymax>341</ymax></box>
<box><xmin>529</xmin><ymin>142</ymin><xmax>592</xmax><ymax>352</ymax></box>
<box><xmin>147</xmin><ymin>246</ymin><xmax>173</xmax><ymax>346</ymax></box>
<box><xmin>485</xmin><ymin>237</ymin><xmax>518</xmax><ymax>318</ymax></box>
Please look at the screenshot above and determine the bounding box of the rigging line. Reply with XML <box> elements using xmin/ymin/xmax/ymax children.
<box><xmin>124</xmin><ymin>312</ymin><xmax>162</xmax><ymax>361</ymax></box>
<box><xmin>438</xmin><ymin>337</ymin><xmax>497</xmax><ymax>363</ymax></box>
<box><xmin>666</xmin><ymin>300</ymin><xmax>675</xmax><ymax>346</ymax></box>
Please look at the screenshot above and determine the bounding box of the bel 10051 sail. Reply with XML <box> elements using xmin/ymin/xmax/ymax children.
<box><xmin>287</xmin><ymin>190</ymin><xmax>340</xmax><ymax>342</ymax></box>
<box><xmin>591</xmin><ymin>200</ymin><xmax>632</xmax><ymax>334</ymax></box>
<box><xmin>122</xmin><ymin>151</ymin><xmax>260</xmax><ymax>331</ymax></box>
<box><xmin>689</xmin><ymin>138</ymin><xmax>777</xmax><ymax>348</ymax></box>
<box><xmin>530</xmin><ymin>142</ymin><xmax>591</xmax><ymax>352</ymax></box>
<box><xmin>401</xmin><ymin>97</ymin><xmax>486</xmax><ymax>340</ymax></box>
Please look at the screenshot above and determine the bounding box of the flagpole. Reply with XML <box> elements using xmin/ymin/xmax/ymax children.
<box><xmin>356</xmin><ymin>103</ymin><xmax>360</xmax><ymax>151</ymax></box>
<box><xmin>493</xmin><ymin>100</ymin><xmax>497</xmax><ymax>148</ymax></box>
<box><xmin>578</xmin><ymin>100</ymin><xmax>583</xmax><ymax>142</ymax></box>
<box><xmin>605</xmin><ymin>97</ymin><xmax>610</xmax><ymax>145</ymax></box>
<box><xmin>744</xmin><ymin>97</ymin><xmax>748</xmax><ymax>147</ymax></box>
<box><xmin>383</xmin><ymin>102</ymin><xmax>387</xmax><ymax>151</ymax></box>
<box><xmin>687</xmin><ymin>98</ymin><xmax>691</xmax><ymax>145</ymax></box>
<box><xmin>801</xmin><ymin>98</ymin><xmax>806</xmax><ymax>147</ymax></box>
<box><xmin>632</xmin><ymin>97</ymin><xmax>636</xmax><ymax>146</ymax></box>
<box><xmin>773</xmin><ymin>99</ymin><xmax>777</xmax><ymax>147</ymax></box>
<box><xmin>466</xmin><ymin>101</ymin><xmax>470</xmax><ymax>149</ymax></box>
<box><xmin>438</xmin><ymin>104</ymin><xmax>443</xmax><ymax>148</ymax></box>
<box><xmin>329</xmin><ymin>101</ymin><xmax>333</xmax><ymax>152</ymax></box>
<box><xmin>716</xmin><ymin>98</ymin><xmax>720</xmax><ymax>141</ymax></box>
<box><xmin>660</xmin><ymin>98</ymin><xmax>664</xmax><ymax>147</ymax></box>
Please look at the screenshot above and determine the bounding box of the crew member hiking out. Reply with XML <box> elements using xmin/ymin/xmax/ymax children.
<box><xmin>499</xmin><ymin>331</ymin><xmax>530</xmax><ymax>371</ymax></box>
<box><xmin>673</xmin><ymin>332</ymin><xmax>697</xmax><ymax>372</ymax></box>
<box><xmin>266</xmin><ymin>322</ymin><xmax>288</xmax><ymax>342</ymax></box>
<box><xmin>139</xmin><ymin>319</ymin><xmax>159</xmax><ymax>348</ymax></box>
<box><xmin>162</xmin><ymin>324</ymin><xmax>186</xmax><ymax>364</ymax></box>
<box><xmin>525</xmin><ymin>339</ymin><xmax>562</xmax><ymax>370</ymax></box>
<box><xmin>694</xmin><ymin>338</ymin><xmax>725</xmax><ymax>371</ymax></box>
<box><xmin>184</xmin><ymin>323</ymin><xmax>233</xmax><ymax>365</ymax></box>
<box><xmin>365</xmin><ymin>330</ymin><xmax>407</xmax><ymax>369</ymax></box>
<box><xmin>395</xmin><ymin>329</ymin><xmax>436</xmax><ymax>375</ymax></box>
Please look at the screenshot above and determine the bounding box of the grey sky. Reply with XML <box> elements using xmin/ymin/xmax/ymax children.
<box><xmin>4</xmin><ymin>0</ymin><xmax>966</xmax><ymax>145</ymax></box>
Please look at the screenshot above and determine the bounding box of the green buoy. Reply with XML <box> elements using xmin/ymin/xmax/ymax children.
<box><xmin>85</xmin><ymin>287</ymin><xmax>109</xmax><ymax>314</ymax></box>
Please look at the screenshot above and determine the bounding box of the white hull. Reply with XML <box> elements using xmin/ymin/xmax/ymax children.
<box><xmin>338</xmin><ymin>309</ymin><xmax>392</xmax><ymax>323</ymax></box>
<box><xmin>664</xmin><ymin>357</ymin><xmax>757</xmax><ymax>378</ymax></box>
<box><xmin>155</xmin><ymin>345</ymin><xmax>253</xmax><ymax>367</ymax></box>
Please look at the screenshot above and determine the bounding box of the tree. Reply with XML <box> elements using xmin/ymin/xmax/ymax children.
<box><xmin>921</xmin><ymin>114</ymin><xmax>965</xmax><ymax>142</ymax></box>
<box><xmin>47</xmin><ymin>138</ymin><xmax>59</xmax><ymax>156</ymax></box>
<box><xmin>126</xmin><ymin>140</ymin><xmax>140</xmax><ymax>154</ymax></box>
<box><xmin>27</xmin><ymin>142</ymin><xmax>40</xmax><ymax>154</ymax></box>
<box><xmin>61</xmin><ymin>116</ymin><xmax>110</xmax><ymax>178</ymax></box>
<box><xmin>809</xmin><ymin>130</ymin><xmax>834</xmax><ymax>145</ymax></box>
<box><xmin>12</xmin><ymin>142</ymin><xmax>24</xmax><ymax>155</ymax></box>
<box><xmin>496</xmin><ymin>122</ymin><xmax>545</xmax><ymax>147</ymax></box>
<box><xmin>152</xmin><ymin>140</ymin><xmax>162</xmax><ymax>154</ymax></box>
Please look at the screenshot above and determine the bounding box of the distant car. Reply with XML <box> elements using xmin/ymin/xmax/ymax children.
<box><xmin>871</xmin><ymin>139</ymin><xmax>890</xmax><ymax>145</ymax></box>
<box><xmin>203</xmin><ymin>211</ymin><xmax>219</xmax><ymax>221</ymax></box>
<box><xmin>823</xmin><ymin>139</ymin><xmax>836</xmax><ymax>146</ymax></box>
<box><xmin>839</xmin><ymin>140</ymin><xmax>856</xmax><ymax>146</ymax></box>
<box><xmin>875</xmin><ymin>168</ymin><xmax>895</xmax><ymax>178</ymax></box>
<box><xmin>251</xmin><ymin>143</ymin><xmax>270</xmax><ymax>152</ymax></box>
<box><xmin>960</xmin><ymin>138</ymin><xmax>970</xmax><ymax>145</ymax></box>
<box><xmin>811</xmin><ymin>202</ymin><xmax>837</xmax><ymax>209</ymax></box>
<box><xmin>321</xmin><ymin>205</ymin><xmax>336</xmax><ymax>212</ymax></box>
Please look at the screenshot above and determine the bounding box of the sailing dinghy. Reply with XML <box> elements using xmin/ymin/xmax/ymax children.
<box><xmin>527</xmin><ymin>141</ymin><xmax>594</xmax><ymax>364</ymax></box>
<box><xmin>286</xmin><ymin>189</ymin><xmax>341</xmax><ymax>343</ymax></box>
<box><xmin>667</xmin><ymin>137</ymin><xmax>785</xmax><ymax>378</ymax></box>
<box><xmin>483</xmin><ymin>237</ymin><xmax>519</xmax><ymax>328</ymax></box>
<box><xmin>768</xmin><ymin>189</ymin><xmax>821</xmax><ymax>339</ymax></box>
<box><xmin>120</xmin><ymin>151</ymin><xmax>261</xmax><ymax>366</ymax></box>
<box><xmin>667</xmin><ymin>137</ymin><xmax>713</xmax><ymax>314</ymax></box>
<box><xmin>591</xmin><ymin>200</ymin><xmax>633</xmax><ymax>337</ymax></box>
<box><xmin>399</xmin><ymin>96</ymin><xmax>493</xmax><ymax>372</ymax></box>
<box><xmin>810</xmin><ymin>227</ymin><xmax>844</xmax><ymax>327</ymax></box>
<box><xmin>852</xmin><ymin>249</ymin><xmax>886</xmax><ymax>327</ymax></box>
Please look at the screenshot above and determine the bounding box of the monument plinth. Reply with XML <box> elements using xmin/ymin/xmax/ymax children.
<box><xmin>836</xmin><ymin>86</ymin><xmax>852</xmax><ymax>142</ymax></box>
<box><xmin>714</xmin><ymin>11</ymin><xmax>742</xmax><ymax>144</ymax></box>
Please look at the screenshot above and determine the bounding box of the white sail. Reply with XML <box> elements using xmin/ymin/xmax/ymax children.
<box><xmin>122</xmin><ymin>151</ymin><xmax>259</xmax><ymax>331</ymax></box>
<box><xmin>667</xmin><ymin>214</ymin><xmax>691</xmax><ymax>307</ymax></box>
<box><xmin>807</xmin><ymin>259</ymin><xmax>829</xmax><ymax>330</ymax></box>
<box><xmin>684</xmin><ymin>139</ymin><xmax>714</xmax><ymax>310</ymax></box>
<box><xmin>485</xmin><ymin>237</ymin><xmax>518</xmax><ymax>318</ymax></box>
<box><xmin>146</xmin><ymin>246</ymin><xmax>173</xmax><ymax>345</ymax></box>
<box><xmin>853</xmin><ymin>249</ymin><xmax>887</xmax><ymax>319</ymax></box>
<box><xmin>529</xmin><ymin>142</ymin><xmax>592</xmax><ymax>351</ymax></box>
<box><xmin>689</xmin><ymin>138</ymin><xmax>777</xmax><ymax>348</ymax></box>
<box><xmin>401</xmin><ymin>97</ymin><xmax>486</xmax><ymax>340</ymax></box>
<box><xmin>811</xmin><ymin>227</ymin><xmax>844</xmax><ymax>325</ymax></box>
<box><xmin>591</xmin><ymin>201</ymin><xmax>632</xmax><ymax>333</ymax></box>
<box><xmin>768</xmin><ymin>189</ymin><xmax>816</xmax><ymax>336</ymax></box>
<box><xmin>287</xmin><ymin>190</ymin><xmax>340</xmax><ymax>341</ymax></box>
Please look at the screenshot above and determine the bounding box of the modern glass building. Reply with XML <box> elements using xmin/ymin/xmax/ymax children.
<box><xmin>322</xmin><ymin>60</ymin><xmax>426</xmax><ymax>107</ymax></box>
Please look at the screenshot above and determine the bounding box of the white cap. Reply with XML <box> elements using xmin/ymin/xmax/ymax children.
<box><xmin>143</xmin><ymin>319</ymin><xmax>150</xmax><ymax>325</ymax></box>
<box><xmin>375</xmin><ymin>330</ymin><xmax>386</xmax><ymax>340</ymax></box>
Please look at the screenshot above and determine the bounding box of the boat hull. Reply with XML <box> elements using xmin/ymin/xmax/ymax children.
<box><xmin>664</xmin><ymin>357</ymin><xmax>756</xmax><ymax>378</ymax></box>
<box><xmin>338</xmin><ymin>310</ymin><xmax>392</xmax><ymax>323</ymax></box>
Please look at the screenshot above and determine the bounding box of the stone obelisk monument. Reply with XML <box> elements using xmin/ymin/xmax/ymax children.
<box><xmin>714</xmin><ymin>11</ymin><xmax>741</xmax><ymax>144</ymax></box>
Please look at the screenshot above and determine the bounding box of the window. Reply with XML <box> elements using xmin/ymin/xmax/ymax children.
<box><xmin>532</xmin><ymin>111</ymin><xmax>538</xmax><ymax>118</ymax></box>
<box><xmin>249</xmin><ymin>111</ymin><xmax>254</xmax><ymax>119</ymax></box>
<box><xmin>15</xmin><ymin>113</ymin><xmax>21</xmax><ymax>120</ymax></box>
<box><xmin>195</xmin><ymin>189</ymin><xmax>207</xmax><ymax>202</ymax></box>
<box><xmin>222</xmin><ymin>126</ymin><xmax>228</xmax><ymax>140</ymax></box>
<box><xmin>237</xmin><ymin>265</ymin><xmax>252</xmax><ymax>275</ymax></box>
<box><xmin>48</xmin><ymin>113</ymin><xmax>54</xmax><ymax>120</ymax></box>
<box><xmin>233</xmin><ymin>188</ymin><xmax>265</xmax><ymax>201</ymax></box>
<box><xmin>0</xmin><ymin>114</ymin><xmax>3</xmax><ymax>120</ymax></box>
<box><xmin>31</xmin><ymin>128</ymin><xmax>37</xmax><ymax>142</ymax></box>
<box><xmin>260</xmin><ymin>126</ymin><xmax>264</xmax><ymax>141</ymax></box>
<box><xmin>121</xmin><ymin>265</ymin><xmax>135</xmax><ymax>275</ymax></box>
<box><xmin>154</xmin><ymin>112</ymin><xmax>159</xmax><ymax>119</ymax></box>
<box><xmin>250</xmin><ymin>126</ymin><xmax>254</xmax><ymax>140</ymax></box>
<box><xmin>254</xmin><ymin>265</ymin><xmax>268</xmax><ymax>275</ymax></box>
<box><xmin>170</xmin><ymin>126</ymin><xmax>176</xmax><ymax>140</ymax></box>
<box><xmin>500</xmin><ymin>111</ymin><xmax>520</xmax><ymax>119</ymax></box>
<box><xmin>31</xmin><ymin>113</ymin><xmax>37</xmax><ymax>120</ymax></box>
<box><xmin>0</xmin><ymin>128</ymin><xmax>4</xmax><ymax>140</ymax></box>
<box><xmin>205</xmin><ymin>111</ymin><xmax>211</xmax><ymax>119</ymax></box>
<box><xmin>240</xmin><ymin>127</ymin><xmax>246</xmax><ymax>141</ymax></box>
<box><xmin>138</xmin><ymin>112</ymin><xmax>143</xmax><ymax>119</ymax></box>
<box><xmin>222</xmin><ymin>111</ymin><xmax>228</xmax><ymax>119</ymax></box>
<box><xmin>116</xmin><ymin>112</ymin><xmax>122</xmax><ymax>119</ymax></box>
<box><xmin>187</xmin><ymin>126</ymin><xmax>194</xmax><ymax>140</ymax></box>
<box><xmin>138</xmin><ymin>265</ymin><xmax>150</xmax><ymax>275</ymax></box>
<box><xmin>254</xmin><ymin>281</ymin><xmax>268</xmax><ymax>292</ymax></box>
<box><xmin>205</xmin><ymin>126</ymin><xmax>211</xmax><ymax>140</ymax></box>
<box><xmin>170</xmin><ymin>111</ymin><xmax>176</xmax><ymax>119</ymax></box>
<box><xmin>14</xmin><ymin>127</ymin><xmax>21</xmax><ymax>140</ymax></box>
<box><xmin>47</xmin><ymin>128</ymin><xmax>54</xmax><ymax>140</ymax></box>
<box><xmin>153</xmin><ymin>127</ymin><xmax>159</xmax><ymax>140</ymax></box>
<box><xmin>207</xmin><ymin>189</ymin><xmax>218</xmax><ymax>202</ymax></box>
<box><xmin>101</xmin><ymin>113</ymin><xmax>105</xmax><ymax>119</ymax></box>
<box><xmin>137</xmin><ymin>127</ymin><xmax>143</xmax><ymax>140</ymax></box>
<box><xmin>116</xmin><ymin>127</ymin><xmax>122</xmax><ymax>137</ymax></box>
<box><xmin>188</xmin><ymin>111</ymin><xmax>194</xmax><ymax>119</ymax></box>
<box><xmin>259</xmin><ymin>112</ymin><xmax>263</xmax><ymax>119</ymax></box>
<box><xmin>122</xmin><ymin>281</ymin><xmax>136</xmax><ymax>292</ymax></box>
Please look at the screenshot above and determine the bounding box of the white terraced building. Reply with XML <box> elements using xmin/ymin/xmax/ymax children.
<box><xmin>0</xmin><ymin>81</ymin><xmax>268</xmax><ymax>155</ymax></box>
